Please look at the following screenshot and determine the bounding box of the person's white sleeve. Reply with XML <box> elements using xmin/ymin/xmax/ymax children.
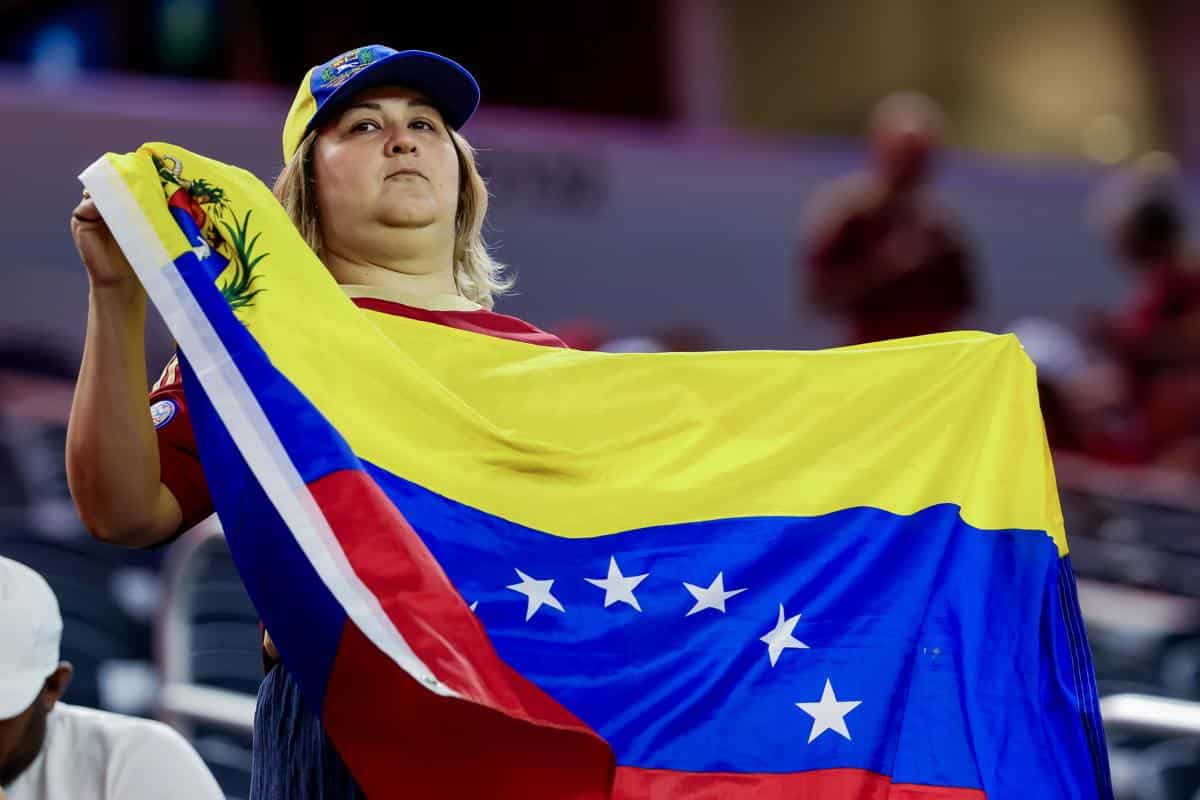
<box><xmin>106</xmin><ymin>720</ymin><xmax>225</xmax><ymax>800</ymax></box>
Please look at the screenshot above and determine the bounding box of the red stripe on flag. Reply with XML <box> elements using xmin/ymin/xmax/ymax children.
<box><xmin>325</xmin><ymin>621</ymin><xmax>614</xmax><ymax>798</ymax></box>
<box><xmin>310</xmin><ymin>469</ymin><xmax>614</xmax><ymax>797</ymax></box>
<box><xmin>613</xmin><ymin>765</ymin><xmax>988</xmax><ymax>799</ymax></box>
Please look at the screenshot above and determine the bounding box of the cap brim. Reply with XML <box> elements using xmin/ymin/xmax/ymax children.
<box><xmin>0</xmin><ymin>668</ymin><xmax>48</xmax><ymax>720</ymax></box>
<box><xmin>308</xmin><ymin>50</ymin><xmax>480</xmax><ymax>137</ymax></box>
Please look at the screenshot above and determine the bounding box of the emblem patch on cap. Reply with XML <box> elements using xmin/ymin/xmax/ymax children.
<box><xmin>150</xmin><ymin>399</ymin><xmax>178</xmax><ymax>429</ymax></box>
<box><xmin>319</xmin><ymin>47</ymin><xmax>377</xmax><ymax>90</ymax></box>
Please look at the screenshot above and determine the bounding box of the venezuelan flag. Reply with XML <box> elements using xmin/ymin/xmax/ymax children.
<box><xmin>81</xmin><ymin>144</ymin><xmax>1112</xmax><ymax>799</ymax></box>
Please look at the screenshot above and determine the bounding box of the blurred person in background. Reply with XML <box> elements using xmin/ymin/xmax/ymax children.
<box><xmin>65</xmin><ymin>45</ymin><xmax>565</xmax><ymax>798</ymax></box>
<box><xmin>799</xmin><ymin>91</ymin><xmax>977</xmax><ymax>345</ymax></box>
<box><xmin>1009</xmin><ymin>316</ymin><xmax>1153</xmax><ymax>470</ymax></box>
<box><xmin>1087</xmin><ymin>155</ymin><xmax>1200</xmax><ymax>475</ymax></box>
<box><xmin>0</xmin><ymin>556</ymin><xmax>222</xmax><ymax>800</ymax></box>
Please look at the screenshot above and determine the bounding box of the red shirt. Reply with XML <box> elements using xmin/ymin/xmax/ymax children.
<box><xmin>148</xmin><ymin>297</ymin><xmax>565</xmax><ymax>532</ymax></box>
<box><xmin>1110</xmin><ymin>260</ymin><xmax>1200</xmax><ymax>356</ymax></box>
<box><xmin>804</xmin><ymin>178</ymin><xmax>975</xmax><ymax>344</ymax></box>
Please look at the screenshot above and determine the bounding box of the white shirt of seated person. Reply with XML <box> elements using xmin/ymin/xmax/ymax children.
<box><xmin>0</xmin><ymin>557</ymin><xmax>223</xmax><ymax>800</ymax></box>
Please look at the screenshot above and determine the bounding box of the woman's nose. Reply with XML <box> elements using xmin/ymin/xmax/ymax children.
<box><xmin>388</xmin><ymin>132</ymin><xmax>417</xmax><ymax>155</ymax></box>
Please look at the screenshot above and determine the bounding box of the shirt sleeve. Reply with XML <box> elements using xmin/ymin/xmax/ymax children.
<box><xmin>106</xmin><ymin>719</ymin><xmax>226</xmax><ymax>800</ymax></box>
<box><xmin>149</xmin><ymin>354</ymin><xmax>215</xmax><ymax>533</ymax></box>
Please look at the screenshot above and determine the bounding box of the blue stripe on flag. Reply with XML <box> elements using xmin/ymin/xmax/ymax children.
<box><xmin>1057</xmin><ymin>556</ymin><xmax>1115</xmax><ymax>800</ymax></box>
<box><xmin>364</xmin><ymin>462</ymin><xmax>1102</xmax><ymax>799</ymax></box>
<box><xmin>178</xmin><ymin>341</ymin><xmax>347</xmax><ymax>716</ymax></box>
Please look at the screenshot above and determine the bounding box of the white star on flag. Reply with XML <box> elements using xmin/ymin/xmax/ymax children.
<box><xmin>585</xmin><ymin>557</ymin><xmax>650</xmax><ymax>611</ymax></box>
<box><xmin>760</xmin><ymin>604</ymin><xmax>809</xmax><ymax>666</ymax></box>
<box><xmin>683</xmin><ymin>571</ymin><xmax>747</xmax><ymax>616</ymax></box>
<box><xmin>506</xmin><ymin>569</ymin><xmax>565</xmax><ymax>621</ymax></box>
<box><xmin>795</xmin><ymin>678</ymin><xmax>862</xmax><ymax>743</ymax></box>
<box><xmin>468</xmin><ymin>601</ymin><xmax>479</xmax><ymax>613</ymax></box>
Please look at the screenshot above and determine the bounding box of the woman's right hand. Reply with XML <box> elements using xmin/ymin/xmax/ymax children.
<box><xmin>70</xmin><ymin>194</ymin><xmax>140</xmax><ymax>292</ymax></box>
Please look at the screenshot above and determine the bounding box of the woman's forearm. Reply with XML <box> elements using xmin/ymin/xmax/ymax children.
<box><xmin>66</xmin><ymin>285</ymin><xmax>182</xmax><ymax>546</ymax></box>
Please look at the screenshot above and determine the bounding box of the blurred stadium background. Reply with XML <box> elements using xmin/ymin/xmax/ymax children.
<box><xmin>4</xmin><ymin>2</ymin><xmax>1200</xmax><ymax>797</ymax></box>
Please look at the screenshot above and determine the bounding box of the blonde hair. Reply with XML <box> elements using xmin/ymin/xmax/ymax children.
<box><xmin>273</xmin><ymin>127</ymin><xmax>512</xmax><ymax>309</ymax></box>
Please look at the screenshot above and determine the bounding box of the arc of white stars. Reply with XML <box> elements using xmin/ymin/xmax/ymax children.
<box><xmin>760</xmin><ymin>604</ymin><xmax>809</xmax><ymax>666</ymax></box>
<box><xmin>795</xmin><ymin>679</ymin><xmax>862</xmax><ymax>743</ymax></box>
<box><xmin>585</xmin><ymin>557</ymin><xmax>650</xmax><ymax>611</ymax></box>
<box><xmin>506</xmin><ymin>569</ymin><xmax>565</xmax><ymax>621</ymax></box>
<box><xmin>682</xmin><ymin>571</ymin><xmax>747</xmax><ymax>616</ymax></box>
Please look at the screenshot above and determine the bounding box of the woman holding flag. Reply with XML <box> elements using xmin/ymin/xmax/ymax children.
<box><xmin>63</xmin><ymin>39</ymin><xmax>1116</xmax><ymax>800</ymax></box>
<box><xmin>66</xmin><ymin>45</ymin><xmax>564</xmax><ymax>798</ymax></box>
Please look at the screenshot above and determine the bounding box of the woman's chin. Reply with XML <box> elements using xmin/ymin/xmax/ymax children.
<box><xmin>378</xmin><ymin>209</ymin><xmax>439</xmax><ymax>229</ymax></box>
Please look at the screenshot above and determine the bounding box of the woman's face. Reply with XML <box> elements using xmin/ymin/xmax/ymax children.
<box><xmin>313</xmin><ymin>85</ymin><xmax>460</xmax><ymax>260</ymax></box>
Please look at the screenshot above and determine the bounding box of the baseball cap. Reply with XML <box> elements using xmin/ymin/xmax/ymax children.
<box><xmin>0</xmin><ymin>557</ymin><xmax>62</xmax><ymax>720</ymax></box>
<box><xmin>282</xmin><ymin>44</ymin><xmax>480</xmax><ymax>163</ymax></box>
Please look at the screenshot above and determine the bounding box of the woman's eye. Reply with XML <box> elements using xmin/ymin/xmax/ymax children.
<box><xmin>411</xmin><ymin>119</ymin><xmax>437</xmax><ymax>131</ymax></box>
<box><xmin>351</xmin><ymin>120</ymin><xmax>380</xmax><ymax>132</ymax></box>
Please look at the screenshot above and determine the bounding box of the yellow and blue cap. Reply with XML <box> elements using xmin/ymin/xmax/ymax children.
<box><xmin>282</xmin><ymin>45</ymin><xmax>480</xmax><ymax>162</ymax></box>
